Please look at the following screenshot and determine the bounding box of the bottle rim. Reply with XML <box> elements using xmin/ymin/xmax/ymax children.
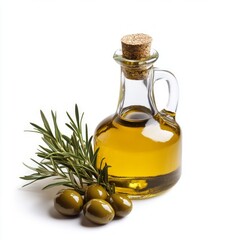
<box><xmin>113</xmin><ymin>49</ymin><xmax>159</xmax><ymax>68</ymax></box>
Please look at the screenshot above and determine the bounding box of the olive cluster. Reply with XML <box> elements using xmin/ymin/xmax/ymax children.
<box><xmin>54</xmin><ymin>184</ymin><xmax>133</xmax><ymax>225</ymax></box>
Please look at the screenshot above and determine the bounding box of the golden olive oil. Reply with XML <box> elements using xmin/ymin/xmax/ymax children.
<box><xmin>94</xmin><ymin>106</ymin><xmax>181</xmax><ymax>199</ymax></box>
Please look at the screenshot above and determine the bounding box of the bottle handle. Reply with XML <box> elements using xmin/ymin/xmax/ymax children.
<box><xmin>153</xmin><ymin>67</ymin><xmax>179</xmax><ymax>116</ymax></box>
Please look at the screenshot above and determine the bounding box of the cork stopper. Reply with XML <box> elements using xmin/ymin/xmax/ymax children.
<box><xmin>121</xmin><ymin>33</ymin><xmax>152</xmax><ymax>60</ymax></box>
<box><xmin>120</xmin><ymin>33</ymin><xmax>152</xmax><ymax>80</ymax></box>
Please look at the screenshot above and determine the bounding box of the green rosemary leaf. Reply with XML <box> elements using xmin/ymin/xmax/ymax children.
<box><xmin>71</xmin><ymin>134</ymin><xmax>79</xmax><ymax>154</ymax></box>
<box><xmin>20</xmin><ymin>174</ymin><xmax>41</xmax><ymax>180</ymax></box>
<box><xmin>30</xmin><ymin>122</ymin><xmax>48</xmax><ymax>135</ymax></box>
<box><xmin>86</xmin><ymin>136</ymin><xmax>93</xmax><ymax>158</ymax></box>
<box><xmin>42</xmin><ymin>181</ymin><xmax>74</xmax><ymax>190</ymax></box>
<box><xmin>97</xmin><ymin>159</ymin><xmax>104</xmax><ymax>184</ymax></box>
<box><xmin>40</xmin><ymin>110</ymin><xmax>53</xmax><ymax>137</ymax></box>
<box><xmin>39</xmin><ymin>145</ymin><xmax>52</xmax><ymax>154</ymax></box>
<box><xmin>79</xmin><ymin>112</ymin><xmax>84</xmax><ymax>131</ymax></box>
<box><xmin>92</xmin><ymin>148</ymin><xmax>100</xmax><ymax>167</ymax></box>
<box><xmin>51</xmin><ymin>111</ymin><xmax>62</xmax><ymax>144</ymax></box>
<box><xmin>66</xmin><ymin>112</ymin><xmax>77</xmax><ymax>131</ymax></box>
<box><xmin>30</xmin><ymin>158</ymin><xmax>50</xmax><ymax>171</ymax></box>
<box><xmin>85</xmin><ymin>123</ymin><xmax>89</xmax><ymax>144</ymax></box>
<box><xmin>65</xmin><ymin>123</ymin><xmax>75</xmax><ymax>133</ymax></box>
<box><xmin>103</xmin><ymin>163</ymin><xmax>110</xmax><ymax>184</ymax></box>
<box><xmin>21</xmin><ymin>176</ymin><xmax>50</xmax><ymax>187</ymax></box>
<box><xmin>22</xmin><ymin>162</ymin><xmax>38</xmax><ymax>172</ymax></box>
<box><xmin>62</xmin><ymin>135</ymin><xmax>71</xmax><ymax>144</ymax></box>
<box><xmin>75</xmin><ymin>104</ymin><xmax>80</xmax><ymax>129</ymax></box>
<box><xmin>41</xmin><ymin>137</ymin><xmax>59</xmax><ymax>152</ymax></box>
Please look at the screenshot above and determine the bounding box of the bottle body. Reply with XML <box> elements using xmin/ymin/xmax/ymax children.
<box><xmin>94</xmin><ymin>47</ymin><xmax>182</xmax><ymax>199</ymax></box>
<box><xmin>94</xmin><ymin>106</ymin><xmax>181</xmax><ymax>199</ymax></box>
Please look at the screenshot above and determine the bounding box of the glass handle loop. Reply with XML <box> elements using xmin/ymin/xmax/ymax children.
<box><xmin>153</xmin><ymin>67</ymin><xmax>179</xmax><ymax>115</ymax></box>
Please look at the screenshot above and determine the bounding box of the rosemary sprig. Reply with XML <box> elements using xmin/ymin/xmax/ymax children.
<box><xmin>21</xmin><ymin>104</ymin><xmax>114</xmax><ymax>195</ymax></box>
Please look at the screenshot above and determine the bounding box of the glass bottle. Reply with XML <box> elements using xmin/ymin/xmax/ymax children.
<box><xmin>94</xmin><ymin>34</ymin><xmax>181</xmax><ymax>199</ymax></box>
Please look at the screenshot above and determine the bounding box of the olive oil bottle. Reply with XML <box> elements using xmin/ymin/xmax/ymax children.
<box><xmin>94</xmin><ymin>34</ymin><xmax>181</xmax><ymax>199</ymax></box>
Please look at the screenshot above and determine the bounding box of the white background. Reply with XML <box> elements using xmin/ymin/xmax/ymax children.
<box><xmin>1</xmin><ymin>0</ymin><xmax>240</xmax><ymax>239</ymax></box>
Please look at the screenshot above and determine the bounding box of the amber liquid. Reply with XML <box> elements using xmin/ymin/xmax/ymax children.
<box><xmin>94</xmin><ymin>106</ymin><xmax>181</xmax><ymax>199</ymax></box>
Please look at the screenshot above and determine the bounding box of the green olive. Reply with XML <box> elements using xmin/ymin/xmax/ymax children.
<box><xmin>54</xmin><ymin>189</ymin><xmax>83</xmax><ymax>216</ymax></box>
<box><xmin>84</xmin><ymin>184</ymin><xmax>108</xmax><ymax>202</ymax></box>
<box><xmin>108</xmin><ymin>193</ymin><xmax>132</xmax><ymax>217</ymax></box>
<box><xmin>83</xmin><ymin>199</ymin><xmax>115</xmax><ymax>225</ymax></box>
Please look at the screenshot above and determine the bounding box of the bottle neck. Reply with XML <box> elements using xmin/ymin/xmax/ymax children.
<box><xmin>113</xmin><ymin>49</ymin><xmax>159</xmax><ymax>122</ymax></box>
<box><xmin>116</xmin><ymin>67</ymin><xmax>157</xmax><ymax>122</ymax></box>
